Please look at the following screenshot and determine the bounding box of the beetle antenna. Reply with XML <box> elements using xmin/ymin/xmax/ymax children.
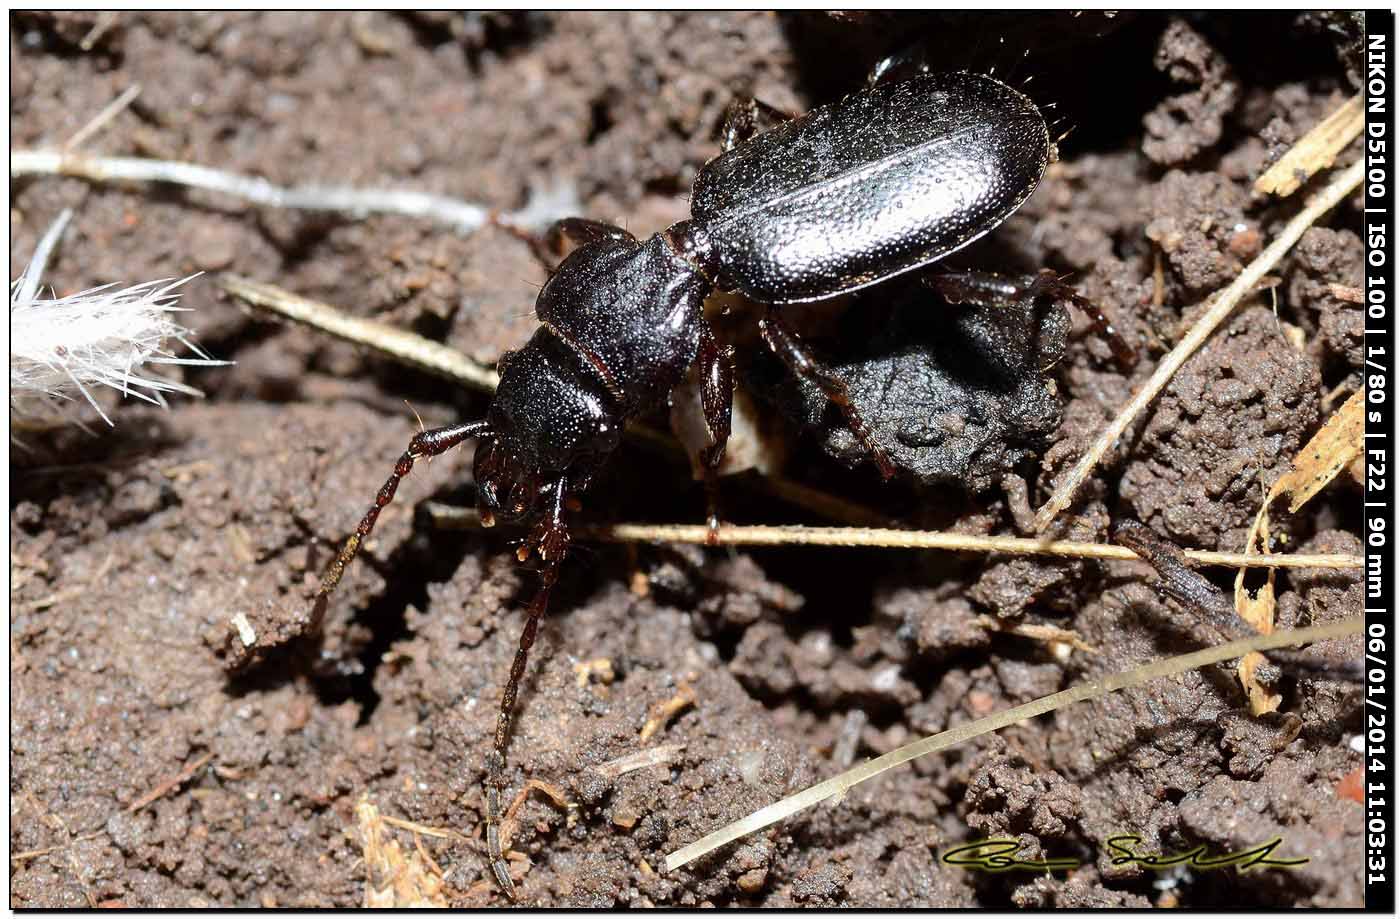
<box><xmin>309</xmin><ymin>421</ymin><xmax>491</xmax><ymax>627</ymax></box>
<box><xmin>405</xmin><ymin>399</ymin><xmax>426</xmax><ymax>433</ymax></box>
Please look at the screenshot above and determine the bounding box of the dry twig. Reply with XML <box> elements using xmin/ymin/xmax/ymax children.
<box><xmin>126</xmin><ymin>752</ymin><xmax>214</xmax><ymax>814</ymax></box>
<box><xmin>423</xmin><ymin>503</ymin><xmax>1360</xmax><ymax>569</ymax></box>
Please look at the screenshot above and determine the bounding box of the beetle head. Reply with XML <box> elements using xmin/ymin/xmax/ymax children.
<box><xmin>474</xmin><ymin>333</ymin><xmax>621</xmax><ymax>525</ymax></box>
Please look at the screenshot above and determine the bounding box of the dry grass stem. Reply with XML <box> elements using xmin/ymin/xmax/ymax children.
<box><xmin>11</xmin><ymin>149</ymin><xmax>574</xmax><ymax>236</ymax></box>
<box><xmin>664</xmin><ymin>616</ymin><xmax>1362</xmax><ymax>873</ymax></box>
<box><xmin>77</xmin><ymin>11</ymin><xmax>118</xmax><ymax>50</ymax></box>
<box><xmin>63</xmin><ymin>84</ymin><xmax>141</xmax><ymax>152</ymax></box>
<box><xmin>1033</xmin><ymin>157</ymin><xmax>1364</xmax><ymax>532</ymax></box>
<box><xmin>9</xmin><ymin>831</ymin><xmax>105</xmax><ymax>866</ymax></box>
<box><xmin>973</xmin><ymin>615</ymin><xmax>1097</xmax><ymax>654</ymax></box>
<box><xmin>1254</xmin><ymin>94</ymin><xmax>1364</xmax><ymax>196</ymax></box>
<box><xmin>421</xmin><ymin>502</ymin><xmax>1360</xmax><ymax>569</ymax></box>
<box><xmin>219</xmin><ymin>275</ymin><xmax>500</xmax><ymax>392</ymax></box>
<box><xmin>581</xmin><ymin>522</ymin><xmax>1361</xmax><ymax>570</ymax></box>
<box><xmin>21</xmin><ymin>551</ymin><xmax>116</xmax><ymax>612</ymax></box>
<box><xmin>379</xmin><ymin>814</ymin><xmax>471</xmax><ymax>843</ymax></box>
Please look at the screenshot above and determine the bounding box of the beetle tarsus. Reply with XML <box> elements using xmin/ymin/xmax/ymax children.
<box><xmin>484</xmin><ymin>768</ymin><xmax>516</xmax><ymax>899</ymax></box>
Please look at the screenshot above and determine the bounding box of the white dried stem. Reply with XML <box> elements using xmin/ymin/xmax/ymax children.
<box><xmin>11</xmin><ymin>150</ymin><xmax>575</xmax><ymax>235</ymax></box>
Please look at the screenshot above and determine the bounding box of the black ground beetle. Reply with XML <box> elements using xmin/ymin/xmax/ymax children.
<box><xmin>309</xmin><ymin>69</ymin><xmax>1131</xmax><ymax>896</ymax></box>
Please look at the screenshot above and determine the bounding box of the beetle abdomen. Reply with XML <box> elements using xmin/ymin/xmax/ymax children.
<box><xmin>690</xmin><ymin>72</ymin><xmax>1049</xmax><ymax>304</ymax></box>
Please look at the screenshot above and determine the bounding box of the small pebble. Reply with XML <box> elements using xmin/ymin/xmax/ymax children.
<box><xmin>736</xmin><ymin>868</ymin><xmax>767</xmax><ymax>894</ymax></box>
<box><xmin>190</xmin><ymin>223</ymin><xmax>239</xmax><ymax>270</ymax></box>
<box><xmin>612</xmin><ymin>805</ymin><xmax>640</xmax><ymax>829</ymax></box>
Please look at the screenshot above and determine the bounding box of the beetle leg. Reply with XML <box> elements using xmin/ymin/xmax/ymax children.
<box><xmin>518</xmin><ymin>475</ymin><xmax>573</xmax><ymax>563</ymax></box>
<box><xmin>498</xmin><ymin>216</ymin><xmax>637</xmax><ymax>272</ymax></box>
<box><xmin>310</xmin><ymin>421</ymin><xmax>490</xmax><ymax>627</ymax></box>
<box><xmin>1027</xmin><ymin>271</ymin><xmax>1137</xmax><ymax>370</ymax></box>
<box><xmin>867</xmin><ymin>44</ymin><xmax>933</xmax><ymax>86</ymax></box>
<box><xmin>720</xmin><ymin>97</ymin><xmax>794</xmax><ymax>151</ymax></box>
<box><xmin>696</xmin><ymin>321</ymin><xmax>735</xmax><ymax>541</ymax></box>
<box><xmin>546</xmin><ymin>217</ymin><xmax>636</xmax><ymax>251</ymax></box>
<box><xmin>928</xmin><ymin>269</ymin><xmax>1137</xmax><ymax>370</ymax></box>
<box><xmin>1111</xmin><ymin>519</ymin><xmax>1362</xmax><ymax>682</ymax></box>
<box><xmin>486</xmin><ymin>475</ymin><xmax>570</xmax><ymax>899</ymax></box>
<box><xmin>759</xmin><ymin>307</ymin><xmax>896</xmax><ymax>480</ymax></box>
<box><xmin>484</xmin><ymin>553</ymin><xmax>562</xmax><ymax>901</ymax></box>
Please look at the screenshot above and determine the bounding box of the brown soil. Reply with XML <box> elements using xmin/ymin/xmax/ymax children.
<box><xmin>11</xmin><ymin>12</ymin><xmax>1364</xmax><ymax>907</ymax></box>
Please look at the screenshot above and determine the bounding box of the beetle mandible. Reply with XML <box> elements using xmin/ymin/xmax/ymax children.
<box><xmin>308</xmin><ymin>69</ymin><xmax>1130</xmax><ymax>896</ymax></box>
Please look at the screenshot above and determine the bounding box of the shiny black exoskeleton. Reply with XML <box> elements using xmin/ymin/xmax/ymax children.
<box><xmin>313</xmin><ymin>69</ymin><xmax>1130</xmax><ymax>897</ymax></box>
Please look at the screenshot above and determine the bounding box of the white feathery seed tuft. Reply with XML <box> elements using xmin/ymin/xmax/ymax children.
<box><xmin>11</xmin><ymin>209</ymin><xmax>227</xmax><ymax>427</ymax></box>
